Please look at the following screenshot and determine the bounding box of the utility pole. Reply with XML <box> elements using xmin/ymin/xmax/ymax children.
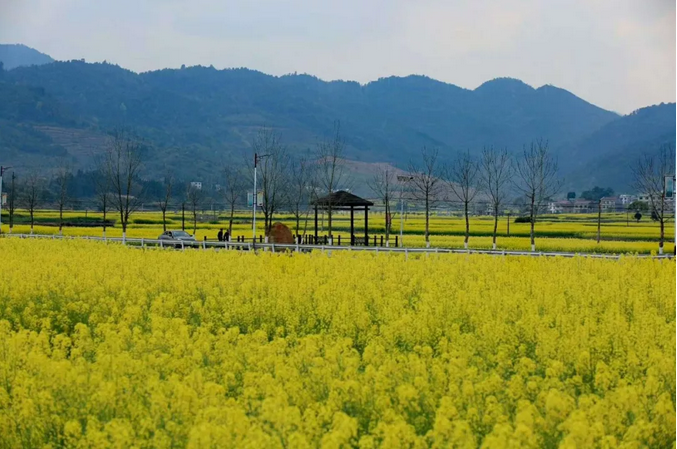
<box><xmin>252</xmin><ymin>152</ymin><xmax>270</xmax><ymax>243</ymax></box>
<box><xmin>665</xmin><ymin>175</ymin><xmax>676</xmax><ymax>254</ymax></box>
<box><xmin>597</xmin><ymin>199</ymin><xmax>602</xmax><ymax>244</ymax></box>
<box><xmin>253</xmin><ymin>152</ymin><xmax>257</xmax><ymax>242</ymax></box>
<box><xmin>9</xmin><ymin>172</ymin><xmax>15</xmax><ymax>233</ymax></box>
<box><xmin>0</xmin><ymin>165</ymin><xmax>13</xmax><ymax>234</ymax></box>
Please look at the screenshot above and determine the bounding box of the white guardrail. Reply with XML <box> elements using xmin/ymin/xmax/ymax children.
<box><xmin>2</xmin><ymin>233</ymin><xmax>675</xmax><ymax>260</ymax></box>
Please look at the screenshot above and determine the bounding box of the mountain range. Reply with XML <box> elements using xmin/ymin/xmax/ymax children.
<box><xmin>0</xmin><ymin>43</ymin><xmax>674</xmax><ymax>193</ymax></box>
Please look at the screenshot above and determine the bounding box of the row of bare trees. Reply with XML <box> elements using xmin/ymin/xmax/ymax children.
<box><xmin>2</xmin><ymin>169</ymin><xmax>75</xmax><ymax>235</ymax></box>
<box><xmin>95</xmin><ymin>124</ymin><xmax>352</xmax><ymax>241</ymax></box>
<box><xmin>392</xmin><ymin>141</ymin><xmax>673</xmax><ymax>252</ymax></box>
<box><xmin>240</xmin><ymin>124</ymin><xmax>351</xmax><ymax>240</ymax></box>
<box><xmin>3</xmin><ymin>125</ymin><xmax>672</xmax><ymax>252</ymax></box>
<box><xmin>385</xmin><ymin>140</ymin><xmax>560</xmax><ymax>250</ymax></box>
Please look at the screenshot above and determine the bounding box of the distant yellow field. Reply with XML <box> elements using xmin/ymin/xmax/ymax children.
<box><xmin>3</xmin><ymin>209</ymin><xmax>675</xmax><ymax>254</ymax></box>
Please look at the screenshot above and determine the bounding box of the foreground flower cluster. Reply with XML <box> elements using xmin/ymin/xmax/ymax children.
<box><xmin>0</xmin><ymin>240</ymin><xmax>674</xmax><ymax>448</ymax></box>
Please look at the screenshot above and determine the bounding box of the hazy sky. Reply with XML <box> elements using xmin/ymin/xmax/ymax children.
<box><xmin>1</xmin><ymin>0</ymin><xmax>674</xmax><ymax>113</ymax></box>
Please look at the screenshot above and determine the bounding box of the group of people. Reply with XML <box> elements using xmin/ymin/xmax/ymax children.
<box><xmin>216</xmin><ymin>228</ymin><xmax>231</xmax><ymax>242</ymax></box>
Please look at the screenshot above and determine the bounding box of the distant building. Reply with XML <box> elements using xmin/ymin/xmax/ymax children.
<box><xmin>634</xmin><ymin>193</ymin><xmax>675</xmax><ymax>213</ymax></box>
<box><xmin>637</xmin><ymin>193</ymin><xmax>652</xmax><ymax>203</ymax></box>
<box><xmin>190</xmin><ymin>181</ymin><xmax>203</xmax><ymax>190</ymax></box>
<box><xmin>548</xmin><ymin>200</ymin><xmax>571</xmax><ymax>214</ymax></box>
<box><xmin>573</xmin><ymin>200</ymin><xmax>596</xmax><ymax>213</ymax></box>
<box><xmin>600</xmin><ymin>196</ymin><xmax>622</xmax><ymax>212</ymax></box>
<box><xmin>547</xmin><ymin>199</ymin><xmax>596</xmax><ymax>214</ymax></box>
<box><xmin>619</xmin><ymin>194</ymin><xmax>635</xmax><ymax>205</ymax></box>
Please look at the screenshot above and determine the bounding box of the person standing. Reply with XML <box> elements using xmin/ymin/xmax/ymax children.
<box><xmin>217</xmin><ymin>228</ymin><xmax>224</xmax><ymax>242</ymax></box>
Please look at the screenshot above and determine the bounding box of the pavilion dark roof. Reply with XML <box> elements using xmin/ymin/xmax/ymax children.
<box><xmin>312</xmin><ymin>190</ymin><xmax>374</xmax><ymax>207</ymax></box>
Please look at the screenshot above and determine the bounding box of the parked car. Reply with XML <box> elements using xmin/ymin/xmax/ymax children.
<box><xmin>158</xmin><ymin>230</ymin><xmax>196</xmax><ymax>245</ymax></box>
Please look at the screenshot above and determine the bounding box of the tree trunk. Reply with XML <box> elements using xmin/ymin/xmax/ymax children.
<box><xmin>59</xmin><ymin>206</ymin><xmax>63</xmax><ymax>235</ymax></box>
<box><xmin>492</xmin><ymin>207</ymin><xmax>499</xmax><ymax>250</ymax></box>
<box><xmin>303</xmin><ymin>210</ymin><xmax>310</xmax><ymax>239</ymax></box>
<box><xmin>659</xmin><ymin>219</ymin><xmax>665</xmax><ymax>254</ymax></box>
<box><xmin>464</xmin><ymin>201</ymin><xmax>470</xmax><ymax>249</ymax></box>
<box><xmin>327</xmin><ymin>206</ymin><xmax>332</xmax><ymax>238</ymax></box>
<box><xmin>659</xmin><ymin>197</ymin><xmax>665</xmax><ymax>254</ymax></box>
<box><xmin>119</xmin><ymin>209</ymin><xmax>126</xmax><ymax>242</ymax></box>
<box><xmin>102</xmin><ymin>207</ymin><xmax>107</xmax><ymax>238</ymax></box>
<box><xmin>228</xmin><ymin>205</ymin><xmax>235</xmax><ymax>236</ymax></box>
<box><xmin>385</xmin><ymin>202</ymin><xmax>390</xmax><ymax>242</ymax></box>
<box><xmin>425</xmin><ymin>195</ymin><xmax>430</xmax><ymax>247</ymax></box>
<box><xmin>529</xmin><ymin>195</ymin><xmax>536</xmax><ymax>251</ymax></box>
<box><xmin>597</xmin><ymin>200</ymin><xmax>601</xmax><ymax>244</ymax></box>
<box><xmin>162</xmin><ymin>209</ymin><xmax>167</xmax><ymax>232</ymax></box>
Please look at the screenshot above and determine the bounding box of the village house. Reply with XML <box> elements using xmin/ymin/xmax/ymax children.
<box><xmin>619</xmin><ymin>194</ymin><xmax>635</xmax><ymax>205</ymax></box>
<box><xmin>600</xmin><ymin>196</ymin><xmax>622</xmax><ymax>212</ymax></box>
<box><xmin>634</xmin><ymin>193</ymin><xmax>676</xmax><ymax>213</ymax></box>
<box><xmin>547</xmin><ymin>199</ymin><xmax>596</xmax><ymax>214</ymax></box>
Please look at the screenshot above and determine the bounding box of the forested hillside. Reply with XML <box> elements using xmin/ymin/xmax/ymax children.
<box><xmin>0</xmin><ymin>57</ymin><xmax>674</xmax><ymax>190</ymax></box>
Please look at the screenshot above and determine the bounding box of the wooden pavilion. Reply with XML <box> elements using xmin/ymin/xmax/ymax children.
<box><xmin>311</xmin><ymin>191</ymin><xmax>374</xmax><ymax>245</ymax></box>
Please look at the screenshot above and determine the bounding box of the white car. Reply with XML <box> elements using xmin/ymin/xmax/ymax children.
<box><xmin>158</xmin><ymin>230</ymin><xmax>196</xmax><ymax>243</ymax></box>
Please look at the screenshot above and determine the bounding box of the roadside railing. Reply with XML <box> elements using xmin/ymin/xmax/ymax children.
<box><xmin>2</xmin><ymin>232</ymin><xmax>674</xmax><ymax>260</ymax></box>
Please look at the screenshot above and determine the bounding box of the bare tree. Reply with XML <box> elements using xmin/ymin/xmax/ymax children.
<box><xmin>632</xmin><ymin>144</ymin><xmax>675</xmax><ymax>254</ymax></box>
<box><xmin>445</xmin><ymin>149</ymin><xmax>479</xmax><ymax>249</ymax></box>
<box><xmin>22</xmin><ymin>173</ymin><xmax>42</xmax><ymax>234</ymax></box>
<box><xmin>479</xmin><ymin>147</ymin><xmax>512</xmax><ymax>250</ymax></box>
<box><xmin>223</xmin><ymin>166</ymin><xmax>245</xmax><ymax>237</ymax></box>
<box><xmin>102</xmin><ymin>129</ymin><xmax>144</xmax><ymax>242</ymax></box>
<box><xmin>92</xmin><ymin>165</ymin><xmax>111</xmax><ymax>238</ymax></box>
<box><xmin>54</xmin><ymin>165</ymin><xmax>71</xmax><ymax>235</ymax></box>
<box><xmin>186</xmin><ymin>184</ymin><xmax>204</xmax><ymax>235</ymax></box>
<box><xmin>368</xmin><ymin>165</ymin><xmax>396</xmax><ymax>244</ymax></box>
<box><xmin>304</xmin><ymin>166</ymin><xmax>322</xmax><ymax>238</ymax></box>
<box><xmin>250</xmin><ymin>127</ymin><xmax>290</xmax><ymax>235</ymax></box>
<box><xmin>513</xmin><ymin>140</ymin><xmax>561</xmax><ymax>251</ymax></box>
<box><xmin>408</xmin><ymin>146</ymin><xmax>442</xmax><ymax>247</ymax></box>
<box><xmin>316</xmin><ymin>121</ymin><xmax>351</xmax><ymax>241</ymax></box>
<box><xmin>159</xmin><ymin>174</ymin><xmax>173</xmax><ymax>232</ymax></box>
<box><xmin>288</xmin><ymin>155</ymin><xmax>315</xmax><ymax>239</ymax></box>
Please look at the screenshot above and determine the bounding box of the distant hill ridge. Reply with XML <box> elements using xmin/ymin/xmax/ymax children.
<box><xmin>0</xmin><ymin>47</ymin><xmax>674</xmax><ymax>190</ymax></box>
<box><xmin>0</xmin><ymin>44</ymin><xmax>54</xmax><ymax>70</ymax></box>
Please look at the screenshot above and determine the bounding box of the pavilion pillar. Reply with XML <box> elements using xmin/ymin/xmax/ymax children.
<box><xmin>314</xmin><ymin>205</ymin><xmax>318</xmax><ymax>244</ymax></box>
<box><xmin>350</xmin><ymin>206</ymin><xmax>354</xmax><ymax>246</ymax></box>
<box><xmin>364</xmin><ymin>206</ymin><xmax>369</xmax><ymax>246</ymax></box>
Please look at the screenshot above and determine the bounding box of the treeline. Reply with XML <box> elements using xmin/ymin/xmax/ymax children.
<box><xmin>1</xmin><ymin>126</ymin><xmax>673</xmax><ymax>252</ymax></box>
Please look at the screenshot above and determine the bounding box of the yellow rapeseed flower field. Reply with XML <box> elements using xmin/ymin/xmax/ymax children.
<box><xmin>0</xmin><ymin>239</ymin><xmax>674</xmax><ymax>448</ymax></box>
<box><xmin>6</xmin><ymin>208</ymin><xmax>676</xmax><ymax>254</ymax></box>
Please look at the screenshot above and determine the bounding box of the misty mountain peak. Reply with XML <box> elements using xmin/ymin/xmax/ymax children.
<box><xmin>474</xmin><ymin>77</ymin><xmax>535</xmax><ymax>95</ymax></box>
<box><xmin>0</xmin><ymin>43</ymin><xmax>54</xmax><ymax>70</ymax></box>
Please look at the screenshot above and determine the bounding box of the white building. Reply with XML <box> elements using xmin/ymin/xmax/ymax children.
<box><xmin>619</xmin><ymin>194</ymin><xmax>635</xmax><ymax>205</ymax></box>
<box><xmin>190</xmin><ymin>181</ymin><xmax>203</xmax><ymax>190</ymax></box>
